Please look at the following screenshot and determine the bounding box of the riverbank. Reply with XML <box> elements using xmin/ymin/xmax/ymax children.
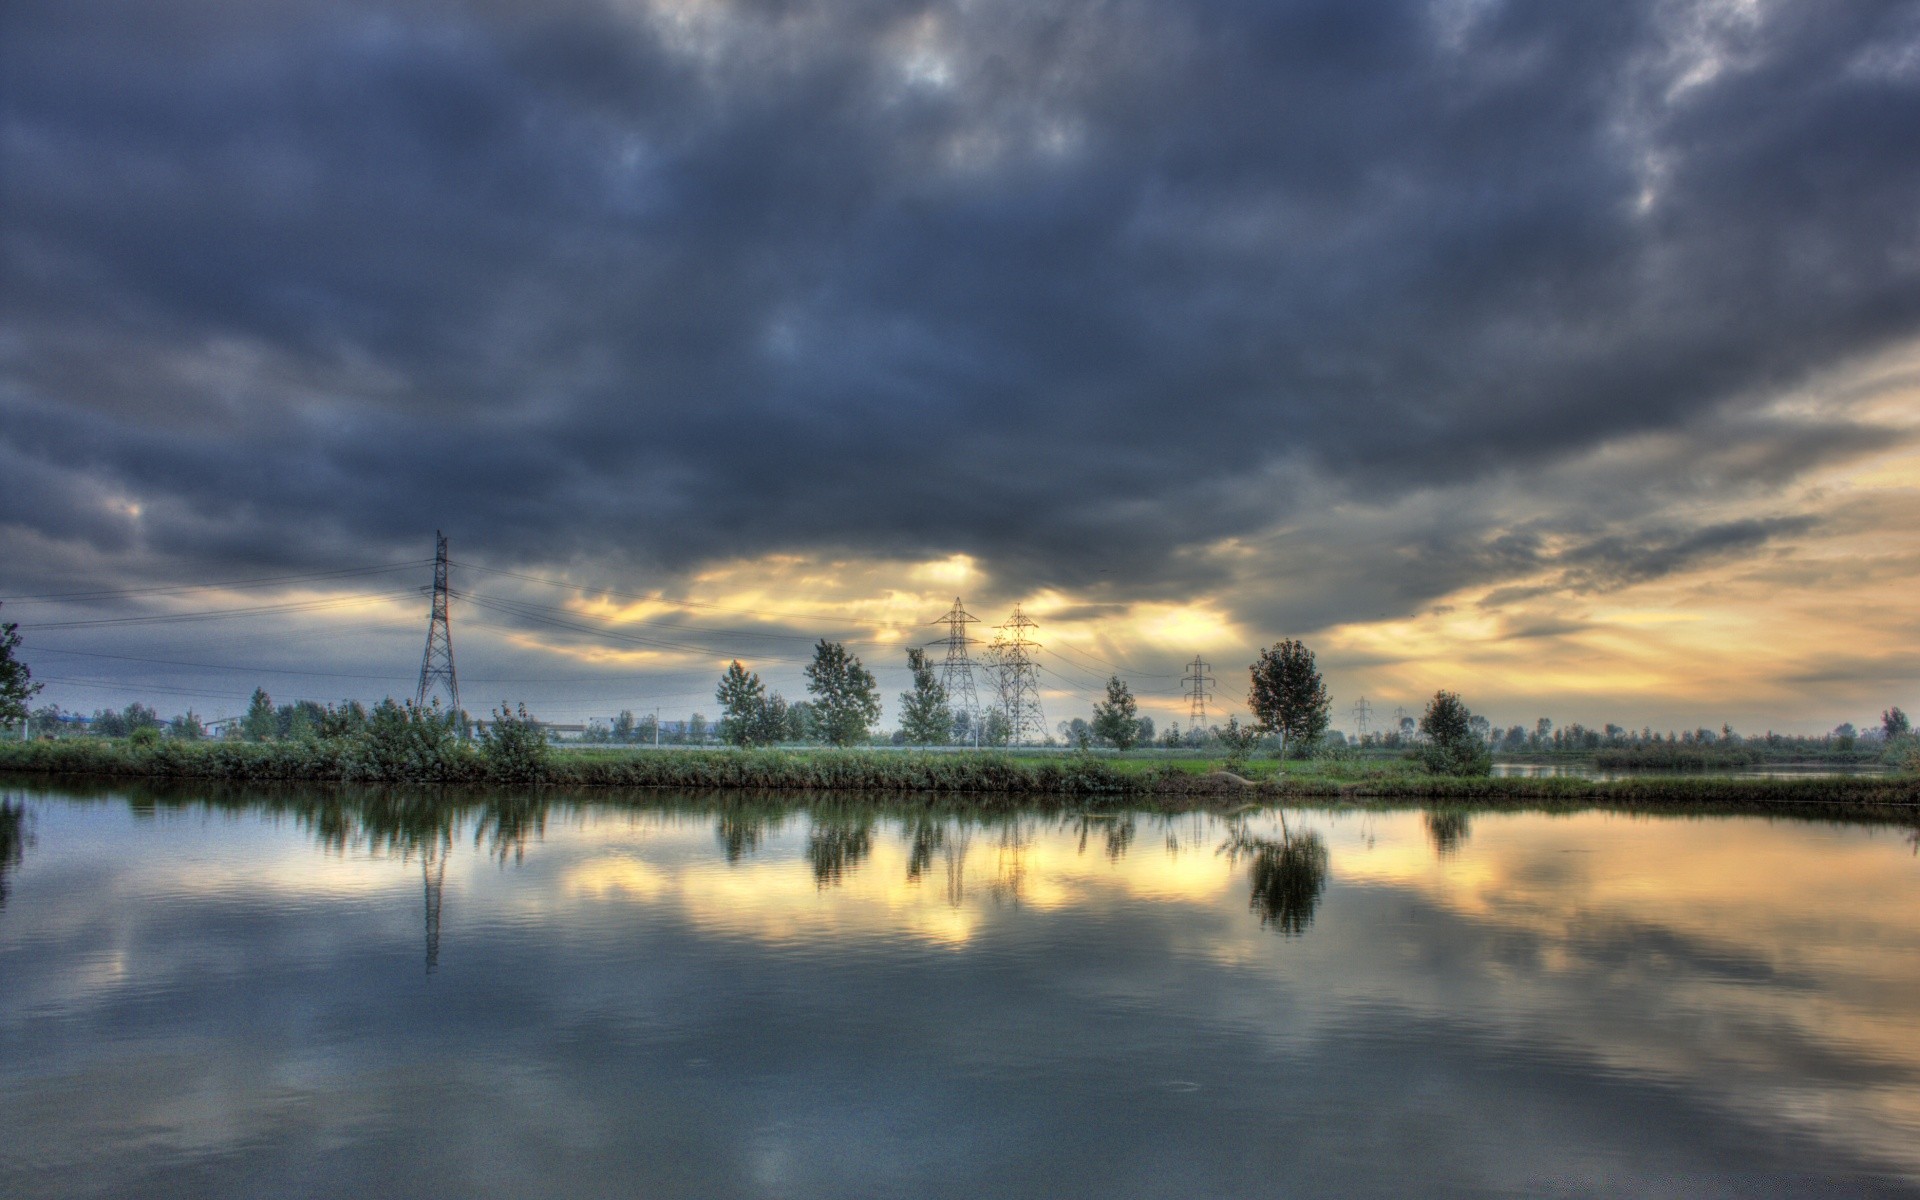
<box><xmin>3</xmin><ymin>739</ymin><xmax>1915</xmax><ymax>813</ymax></box>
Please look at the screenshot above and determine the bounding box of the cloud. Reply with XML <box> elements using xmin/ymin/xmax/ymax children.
<box><xmin>3</xmin><ymin>0</ymin><xmax>1918</xmax><ymax>725</ymax></box>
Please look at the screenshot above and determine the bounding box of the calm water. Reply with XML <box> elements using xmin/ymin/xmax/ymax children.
<box><xmin>3</xmin><ymin>785</ymin><xmax>1918</xmax><ymax>1199</ymax></box>
<box><xmin>1490</xmin><ymin>762</ymin><xmax>1893</xmax><ymax>779</ymax></box>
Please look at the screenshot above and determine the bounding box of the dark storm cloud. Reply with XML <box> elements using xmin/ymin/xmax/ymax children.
<box><xmin>3</xmin><ymin>0</ymin><xmax>1918</xmax><ymax>606</ymax></box>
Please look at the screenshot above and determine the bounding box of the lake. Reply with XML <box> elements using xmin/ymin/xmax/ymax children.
<box><xmin>3</xmin><ymin>783</ymin><xmax>1918</xmax><ymax>1198</ymax></box>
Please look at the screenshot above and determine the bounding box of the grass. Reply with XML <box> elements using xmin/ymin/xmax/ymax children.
<box><xmin>1</xmin><ymin>737</ymin><xmax>1915</xmax><ymax>818</ymax></box>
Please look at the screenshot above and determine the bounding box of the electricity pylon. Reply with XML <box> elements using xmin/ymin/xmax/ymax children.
<box><xmin>415</xmin><ymin>531</ymin><xmax>459</xmax><ymax>711</ymax></box>
<box><xmin>1350</xmin><ymin>696</ymin><xmax>1373</xmax><ymax>740</ymax></box>
<box><xmin>996</xmin><ymin>605</ymin><xmax>1046</xmax><ymax>744</ymax></box>
<box><xmin>928</xmin><ymin>597</ymin><xmax>981</xmax><ymax>733</ymax></box>
<box><xmin>1182</xmin><ymin>656</ymin><xmax>1215</xmax><ymax>730</ymax></box>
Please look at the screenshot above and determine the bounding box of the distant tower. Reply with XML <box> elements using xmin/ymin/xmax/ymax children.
<box><xmin>1350</xmin><ymin>696</ymin><xmax>1373</xmax><ymax>741</ymax></box>
<box><xmin>415</xmin><ymin>531</ymin><xmax>459</xmax><ymax>711</ymax></box>
<box><xmin>1182</xmin><ymin>656</ymin><xmax>1215</xmax><ymax>730</ymax></box>
<box><xmin>928</xmin><ymin>597</ymin><xmax>982</xmax><ymax>731</ymax></box>
<box><xmin>996</xmin><ymin>605</ymin><xmax>1046</xmax><ymax>744</ymax></box>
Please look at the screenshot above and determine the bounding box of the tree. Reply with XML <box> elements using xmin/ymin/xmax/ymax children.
<box><xmin>754</xmin><ymin>692</ymin><xmax>790</xmax><ymax>745</ymax></box>
<box><xmin>784</xmin><ymin>701</ymin><xmax>815</xmax><ymax>743</ymax></box>
<box><xmin>716</xmin><ymin>661</ymin><xmax>770</xmax><ymax>747</ymax></box>
<box><xmin>1248</xmin><ymin>640</ymin><xmax>1330</xmax><ymax>760</ymax></box>
<box><xmin>804</xmin><ymin>640</ymin><xmax>881</xmax><ymax>746</ymax></box>
<box><xmin>898</xmin><ymin>649</ymin><xmax>952</xmax><ymax>746</ymax></box>
<box><xmin>980</xmin><ymin>708</ymin><xmax>1012</xmax><ymax>747</ymax></box>
<box><xmin>1884</xmin><ymin>707</ymin><xmax>1911</xmax><ymax>739</ymax></box>
<box><xmin>1217</xmin><ymin>715</ymin><xmax>1261</xmax><ymax>770</ymax></box>
<box><xmin>0</xmin><ymin>605</ymin><xmax>43</xmax><ymax>730</ymax></box>
<box><xmin>242</xmin><ymin>688</ymin><xmax>276</xmax><ymax>742</ymax></box>
<box><xmin>1418</xmin><ymin>690</ymin><xmax>1492</xmax><ymax>777</ymax></box>
<box><xmin>170</xmin><ymin>710</ymin><xmax>206</xmax><ymax>741</ymax></box>
<box><xmin>1091</xmin><ymin>676</ymin><xmax>1141</xmax><ymax>749</ymax></box>
<box><xmin>612</xmin><ymin>710</ymin><xmax>637</xmax><ymax>743</ymax></box>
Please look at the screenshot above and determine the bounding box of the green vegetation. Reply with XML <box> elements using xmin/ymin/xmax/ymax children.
<box><xmin>1418</xmin><ymin>690</ymin><xmax>1493</xmax><ymax>777</ymax></box>
<box><xmin>803</xmin><ymin>640</ymin><xmax>881</xmax><ymax>746</ymax></box>
<box><xmin>4</xmin><ymin>737</ymin><xmax>1913</xmax><ymax>814</ymax></box>
<box><xmin>0</xmin><ymin>604</ymin><xmax>43</xmax><ymax>730</ymax></box>
<box><xmin>716</xmin><ymin>661</ymin><xmax>789</xmax><ymax>748</ymax></box>
<box><xmin>1091</xmin><ymin>676</ymin><xmax>1141</xmax><ymax>750</ymax></box>
<box><xmin>1248</xmin><ymin>639</ymin><xmax>1330</xmax><ymax>759</ymax></box>
<box><xmin>897</xmin><ymin>649</ymin><xmax>952</xmax><ymax>746</ymax></box>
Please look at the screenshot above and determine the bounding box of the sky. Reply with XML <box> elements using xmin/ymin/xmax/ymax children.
<box><xmin>2</xmin><ymin>0</ymin><xmax>1917</xmax><ymax>734</ymax></box>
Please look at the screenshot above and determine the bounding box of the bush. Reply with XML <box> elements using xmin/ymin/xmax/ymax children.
<box><xmin>1419</xmin><ymin>691</ymin><xmax>1492</xmax><ymax>777</ymax></box>
<box><xmin>482</xmin><ymin>703</ymin><xmax>549</xmax><ymax>783</ymax></box>
<box><xmin>129</xmin><ymin>726</ymin><xmax>161</xmax><ymax>750</ymax></box>
<box><xmin>350</xmin><ymin>699</ymin><xmax>466</xmax><ymax>783</ymax></box>
<box><xmin>1421</xmin><ymin>737</ymin><xmax>1492</xmax><ymax>777</ymax></box>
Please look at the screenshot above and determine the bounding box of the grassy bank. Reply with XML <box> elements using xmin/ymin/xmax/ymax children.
<box><xmin>2</xmin><ymin>738</ymin><xmax>1915</xmax><ymax>812</ymax></box>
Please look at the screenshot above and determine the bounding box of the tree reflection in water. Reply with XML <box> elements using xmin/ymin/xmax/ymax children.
<box><xmin>0</xmin><ymin>798</ymin><xmax>29</xmax><ymax>909</ymax></box>
<box><xmin>716</xmin><ymin>812</ymin><xmax>771</xmax><ymax>863</ymax></box>
<box><xmin>1221</xmin><ymin>817</ymin><xmax>1329</xmax><ymax>937</ymax></box>
<box><xmin>1424</xmin><ymin>809</ymin><xmax>1472</xmax><ymax>859</ymax></box>
<box><xmin>905</xmin><ymin>818</ymin><xmax>944</xmax><ymax>883</ymax></box>
<box><xmin>806</xmin><ymin>817</ymin><xmax>874</xmax><ymax>888</ymax></box>
<box><xmin>1071</xmin><ymin>814</ymin><xmax>1137</xmax><ymax>862</ymax></box>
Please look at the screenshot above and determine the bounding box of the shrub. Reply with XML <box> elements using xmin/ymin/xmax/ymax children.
<box><xmin>482</xmin><ymin>703</ymin><xmax>549</xmax><ymax>783</ymax></box>
<box><xmin>1419</xmin><ymin>691</ymin><xmax>1492</xmax><ymax>777</ymax></box>
<box><xmin>350</xmin><ymin>699</ymin><xmax>466</xmax><ymax>783</ymax></box>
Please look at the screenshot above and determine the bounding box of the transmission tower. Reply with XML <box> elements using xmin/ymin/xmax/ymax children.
<box><xmin>1350</xmin><ymin>696</ymin><xmax>1373</xmax><ymax>740</ymax></box>
<box><xmin>415</xmin><ymin>531</ymin><xmax>459</xmax><ymax>711</ymax></box>
<box><xmin>996</xmin><ymin>605</ymin><xmax>1046</xmax><ymax>744</ymax></box>
<box><xmin>927</xmin><ymin>597</ymin><xmax>982</xmax><ymax>733</ymax></box>
<box><xmin>1182</xmin><ymin>656</ymin><xmax>1215</xmax><ymax>730</ymax></box>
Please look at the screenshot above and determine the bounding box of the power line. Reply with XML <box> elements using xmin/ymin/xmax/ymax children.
<box><xmin>449</xmin><ymin>560</ymin><xmax>889</xmax><ymax>626</ymax></box>
<box><xmin>0</xmin><ymin>560</ymin><xmax>432</xmax><ymax>603</ymax></box>
<box><xmin>13</xmin><ymin>589</ymin><xmax>421</xmax><ymax>630</ymax></box>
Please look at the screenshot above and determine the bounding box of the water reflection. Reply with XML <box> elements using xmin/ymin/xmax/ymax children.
<box><xmin>805</xmin><ymin>815</ymin><xmax>874</xmax><ymax>888</ymax></box>
<box><xmin>0</xmin><ymin>797</ymin><xmax>29</xmax><ymax>908</ymax></box>
<box><xmin>1425</xmin><ymin>808</ymin><xmax>1473</xmax><ymax>859</ymax></box>
<box><xmin>5</xmin><ymin>784</ymin><xmax>1920</xmax><ymax>1198</ymax></box>
<box><xmin>422</xmin><ymin>828</ymin><xmax>448</xmax><ymax>974</ymax></box>
<box><xmin>715</xmin><ymin>810</ymin><xmax>774</xmax><ymax>862</ymax></box>
<box><xmin>1222</xmin><ymin>820</ymin><xmax>1329</xmax><ymax>937</ymax></box>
